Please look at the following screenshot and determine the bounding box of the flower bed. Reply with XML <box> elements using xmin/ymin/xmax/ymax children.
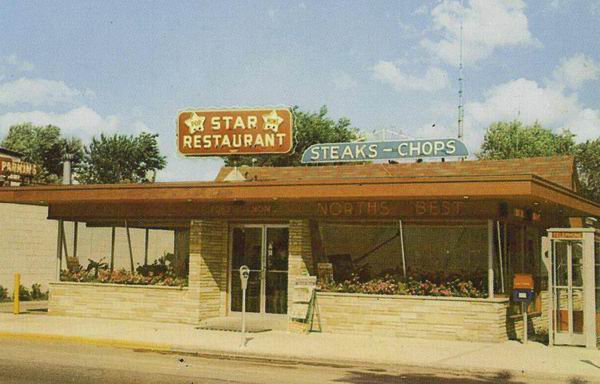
<box><xmin>60</xmin><ymin>268</ymin><xmax>188</xmax><ymax>287</ymax></box>
<box><xmin>320</xmin><ymin>269</ymin><xmax>486</xmax><ymax>298</ymax></box>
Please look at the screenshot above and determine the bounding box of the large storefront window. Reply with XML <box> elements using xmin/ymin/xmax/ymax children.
<box><xmin>58</xmin><ymin>221</ymin><xmax>189</xmax><ymax>286</ymax></box>
<box><xmin>319</xmin><ymin>221</ymin><xmax>488</xmax><ymax>297</ymax></box>
<box><xmin>403</xmin><ymin>223</ymin><xmax>487</xmax><ymax>276</ymax></box>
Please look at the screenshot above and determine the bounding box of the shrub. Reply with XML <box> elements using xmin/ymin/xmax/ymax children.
<box><xmin>18</xmin><ymin>285</ymin><xmax>32</xmax><ymax>301</ymax></box>
<box><xmin>31</xmin><ymin>284</ymin><xmax>49</xmax><ymax>300</ymax></box>
<box><xmin>0</xmin><ymin>285</ymin><xmax>8</xmax><ymax>302</ymax></box>
<box><xmin>86</xmin><ymin>258</ymin><xmax>109</xmax><ymax>277</ymax></box>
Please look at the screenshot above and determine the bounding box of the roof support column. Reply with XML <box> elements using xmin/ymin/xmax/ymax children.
<box><xmin>488</xmin><ymin>219</ymin><xmax>494</xmax><ymax>299</ymax></box>
<box><xmin>55</xmin><ymin>220</ymin><xmax>63</xmax><ymax>280</ymax></box>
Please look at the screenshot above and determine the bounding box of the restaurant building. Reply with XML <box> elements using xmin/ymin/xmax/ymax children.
<box><xmin>1</xmin><ymin>155</ymin><xmax>598</xmax><ymax>345</ymax></box>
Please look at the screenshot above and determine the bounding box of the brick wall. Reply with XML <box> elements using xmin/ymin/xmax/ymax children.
<box><xmin>48</xmin><ymin>219</ymin><xmax>230</xmax><ymax>324</ymax></box>
<box><xmin>316</xmin><ymin>292</ymin><xmax>510</xmax><ymax>343</ymax></box>
<box><xmin>288</xmin><ymin>220</ymin><xmax>313</xmax><ymax>320</ymax></box>
<box><xmin>49</xmin><ymin>282</ymin><xmax>198</xmax><ymax>323</ymax></box>
<box><xmin>190</xmin><ymin>220</ymin><xmax>228</xmax><ymax>320</ymax></box>
<box><xmin>0</xmin><ymin>203</ymin><xmax>57</xmax><ymax>294</ymax></box>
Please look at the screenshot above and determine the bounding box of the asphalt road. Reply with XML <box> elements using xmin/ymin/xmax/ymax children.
<box><xmin>0</xmin><ymin>338</ymin><xmax>584</xmax><ymax>383</ymax></box>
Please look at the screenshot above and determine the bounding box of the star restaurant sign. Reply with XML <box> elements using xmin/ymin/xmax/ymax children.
<box><xmin>177</xmin><ymin>108</ymin><xmax>293</xmax><ymax>156</ymax></box>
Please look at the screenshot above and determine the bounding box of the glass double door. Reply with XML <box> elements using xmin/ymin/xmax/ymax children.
<box><xmin>552</xmin><ymin>240</ymin><xmax>585</xmax><ymax>345</ymax></box>
<box><xmin>230</xmin><ymin>225</ymin><xmax>289</xmax><ymax>315</ymax></box>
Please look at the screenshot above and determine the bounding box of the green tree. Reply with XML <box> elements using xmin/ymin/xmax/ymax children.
<box><xmin>478</xmin><ymin>120</ymin><xmax>576</xmax><ymax>159</ymax></box>
<box><xmin>1</xmin><ymin>123</ymin><xmax>83</xmax><ymax>183</ymax></box>
<box><xmin>575</xmin><ymin>139</ymin><xmax>600</xmax><ymax>202</ymax></box>
<box><xmin>478</xmin><ymin>120</ymin><xmax>600</xmax><ymax>202</ymax></box>
<box><xmin>76</xmin><ymin>132</ymin><xmax>166</xmax><ymax>184</ymax></box>
<box><xmin>224</xmin><ymin>106</ymin><xmax>359</xmax><ymax>167</ymax></box>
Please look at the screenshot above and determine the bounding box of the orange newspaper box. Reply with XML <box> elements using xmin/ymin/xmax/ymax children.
<box><xmin>513</xmin><ymin>273</ymin><xmax>534</xmax><ymax>290</ymax></box>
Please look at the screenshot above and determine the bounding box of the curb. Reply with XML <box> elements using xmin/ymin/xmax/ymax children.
<box><xmin>0</xmin><ymin>332</ymin><xmax>173</xmax><ymax>352</ymax></box>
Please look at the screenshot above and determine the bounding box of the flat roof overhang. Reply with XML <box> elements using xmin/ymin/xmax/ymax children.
<box><xmin>0</xmin><ymin>174</ymin><xmax>598</xmax><ymax>219</ymax></box>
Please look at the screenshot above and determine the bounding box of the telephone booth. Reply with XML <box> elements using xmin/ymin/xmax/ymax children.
<box><xmin>542</xmin><ymin>228</ymin><xmax>600</xmax><ymax>349</ymax></box>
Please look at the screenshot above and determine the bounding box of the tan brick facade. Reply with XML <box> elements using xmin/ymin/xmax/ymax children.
<box><xmin>49</xmin><ymin>282</ymin><xmax>198</xmax><ymax>323</ymax></box>
<box><xmin>190</xmin><ymin>219</ymin><xmax>229</xmax><ymax>320</ymax></box>
<box><xmin>316</xmin><ymin>292</ymin><xmax>510</xmax><ymax>343</ymax></box>
<box><xmin>288</xmin><ymin>219</ymin><xmax>313</xmax><ymax>324</ymax></box>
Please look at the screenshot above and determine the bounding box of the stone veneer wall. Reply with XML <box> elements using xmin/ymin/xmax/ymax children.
<box><xmin>49</xmin><ymin>282</ymin><xmax>198</xmax><ymax>323</ymax></box>
<box><xmin>316</xmin><ymin>292</ymin><xmax>510</xmax><ymax>343</ymax></box>
<box><xmin>288</xmin><ymin>220</ymin><xmax>314</xmax><ymax>325</ymax></box>
<box><xmin>48</xmin><ymin>219</ymin><xmax>230</xmax><ymax>324</ymax></box>
<box><xmin>190</xmin><ymin>219</ymin><xmax>229</xmax><ymax>320</ymax></box>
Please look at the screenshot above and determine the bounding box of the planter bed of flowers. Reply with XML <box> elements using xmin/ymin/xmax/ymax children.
<box><xmin>320</xmin><ymin>269</ymin><xmax>486</xmax><ymax>298</ymax></box>
<box><xmin>60</xmin><ymin>268</ymin><xmax>188</xmax><ymax>287</ymax></box>
<box><xmin>60</xmin><ymin>256</ymin><xmax>188</xmax><ymax>287</ymax></box>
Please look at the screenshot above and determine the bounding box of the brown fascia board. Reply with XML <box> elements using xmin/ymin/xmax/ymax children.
<box><xmin>0</xmin><ymin>175</ymin><xmax>535</xmax><ymax>203</ymax></box>
<box><xmin>0</xmin><ymin>174</ymin><xmax>598</xmax><ymax>216</ymax></box>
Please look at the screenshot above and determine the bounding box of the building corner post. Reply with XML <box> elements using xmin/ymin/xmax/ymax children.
<box><xmin>488</xmin><ymin>219</ymin><xmax>494</xmax><ymax>299</ymax></box>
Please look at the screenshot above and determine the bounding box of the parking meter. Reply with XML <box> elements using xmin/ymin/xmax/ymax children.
<box><xmin>239</xmin><ymin>265</ymin><xmax>250</xmax><ymax>347</ymax></box>
<box><xmin>240</xmin><ymin>266</ymin><xmax>250</xmax><ymax>290</ymax></box>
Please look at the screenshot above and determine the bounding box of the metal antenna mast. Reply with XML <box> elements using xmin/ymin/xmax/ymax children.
<box><xmin>457</xmin><ymin>0</ymin><xmax>465</xmax><ymax>140</ymax></box>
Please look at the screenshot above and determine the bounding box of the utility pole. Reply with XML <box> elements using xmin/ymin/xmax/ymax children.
<box><xmin>457</xmin><ymin>0</ymin><xmax>465</xmax><ymax>140</ymax></box>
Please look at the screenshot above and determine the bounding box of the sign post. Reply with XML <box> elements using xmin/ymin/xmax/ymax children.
<box><xmin>239</xmin><ymin>265</ymin><xmax>250</xmax><ymax>347</ymax></box>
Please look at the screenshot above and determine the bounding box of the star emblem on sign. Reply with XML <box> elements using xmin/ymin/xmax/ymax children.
<box><xmin>184</xmin><ymin>112</ymin><xmax>205</xmax><ymax>134</ymax></box>
<box><xmin>262</xmin><ymin>110</ymin><xmax>284</xmax><ymax>132</ymax></box>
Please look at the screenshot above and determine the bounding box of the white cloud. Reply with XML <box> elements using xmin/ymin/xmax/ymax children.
<box><xmin>421</xmin><ymin>0</ymin><xmax>537</xmax><ymax>66</ymax></box>
<box><xmin>552</xmin><ymin>53</ymin><xmax>599</xmax><ymax>90</ymax></box>
<box><xmin>0</xmin><ymin>78</ymin><xmax>83</xmax><ymax>106</ymax></box>
<box><xmin>372</xmin><ymin>61</ymin><xmax>450</xmax><ymax>92</ymax></box>
<box><xmin>0</xmin><ymin>106</ymin><xmax>120</xmax><ymax>139</ymax></box>
<box><xmin>332</xmin><ymin>72</ymin><xmax>358</xmax><ymax>90</ymax></box>
<box><xmin>466</xmin><ymin>78</ymin><xmax>600</xmax><ymax>142</ymax></box>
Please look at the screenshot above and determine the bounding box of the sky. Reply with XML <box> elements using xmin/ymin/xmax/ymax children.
<box><xmin>0</xmin><ymin>0</ymin><xmax>598</xmax><ymax>181</ymax></box>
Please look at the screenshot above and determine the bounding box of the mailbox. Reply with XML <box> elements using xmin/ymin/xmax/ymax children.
<box><xmin>513</xmin><ymin>273</ymin><xmax>534</xmax><ymax>290</ymax></box>
<box><xmin>513</xmin><ymin>273</ymin><xmax>534</xmax><ymax>303</ymax></box>
<box><xmin>239</xmin><ymin>266</ymin><xmax>250</xmax><ymax>291</ymax></box>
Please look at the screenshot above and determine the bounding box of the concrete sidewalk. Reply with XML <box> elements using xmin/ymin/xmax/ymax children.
<box><xmin>1</xmin><ymin>313</ymin><xmax>599</xmax><ymax>382</ymax></box>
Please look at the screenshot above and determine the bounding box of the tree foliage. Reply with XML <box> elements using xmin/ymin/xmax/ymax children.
<box><xmin>478</xmin><ymin>120</ymin><xmax>576</xmax><ymax>159</ymax></box>
<box><xmin>76</xmin><ymin>132</ymin><xmax>166</xmax><ymax>184</ymax></box>
<box><xmin>575</xmin><ymin>139</ymin><xmax>600</xmax><ymax>203</ymax></box>
<box><xmin>1</xmin><ymin>123</ymin><xmax>83</xmax><ymax>183</ymax></box>
<box><xmin>479</xmin><ymin>120</ymin><xmax>600</xmax><ymax>202</ymax></box>
<box><xmin>224</xmin><ymin>106</ymin><xmax>359</xmax><ymax>167</ymax></box>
